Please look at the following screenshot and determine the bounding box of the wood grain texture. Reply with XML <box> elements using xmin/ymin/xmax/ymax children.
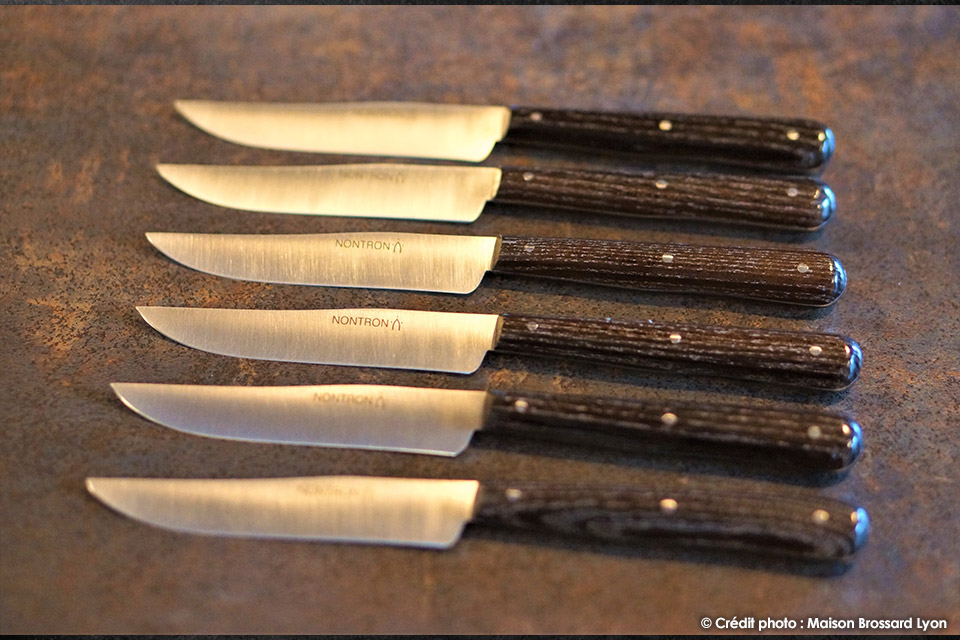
<box><xmin>485</xmin><ymin>391</ymin><xmax>862</xmax><ymax>470</ymax></box>
<box><xmin>494</xmin><ymin>167</ymin><xmax>835</xmax><ymax>230</ymax></box>
<box><xmin>494</xmin><ymin>236</ymin><xmax>846</xmax><ymax>306</ymax></box>
<box><xmin>494</xmin><ymin>315</ymin><xmax>862</xmax><ymax>390</ymax></box>
<box><xmin>506</xmin><ymin>108</ymin><xmax>835</xmax><ymax>174</ymax></box>
<box><xmin>473</xmin><ymin>480</ymin><xmax>868</xmax><ymax>561</ymax></box>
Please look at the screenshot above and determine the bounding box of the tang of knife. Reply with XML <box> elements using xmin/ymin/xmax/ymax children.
<box><xmin>111</xmin><ymin>383</ymin><xmax>488</xmax><ymax>456</ymax></box>
<box><xmin>174</xmin><ymin>100</ymin><xmax>511</xmax><ymax>161</ymax></box>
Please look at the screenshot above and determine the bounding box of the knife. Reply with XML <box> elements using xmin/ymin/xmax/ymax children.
<box><xmin>173</xmin><ymin>100</ymin><xmax>835</xmax><ymax>174</ymax></box>
<box><xmin>86</xmin><ymin>475</ymin><xmax>869</xmax><ymax>560</ymax></box>
<box><xmin>145</xmin><ymin>231</ymin><xmax>847</xmax><ymax>307</ymax></box>
<box><xmin>155</xmin><ymin>163</ymin><xmax>836</xmax><ymax>231</ymax></box>
<box><xmin>135</xmin><ymin>307</ymin><xmax>862</xmax><ymax>390</ymax></box>
<box><xmin>110</xmin><ymin>383</ymin><xmax>863</xmax><ymax>470</ymax></box>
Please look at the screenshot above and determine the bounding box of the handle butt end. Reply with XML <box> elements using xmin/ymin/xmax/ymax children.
<box><xmin>837</xmin><ymin>338</ymin><xmax>863</xmax><ymax>389</ymax></box>
<box><xmin>813</xmin><ymin>181</ymin><xmax>837</xmax><ymax>229</ymax></box>
<box><xmin>818</xmin><ymin>127</ymin><xmax>837</xmax><ymax>169</ymax></box>
<box><xmin>826</xmin><ymin>253</ymin><xmax>848</xmax><ymax>305</ymax></box>
<box><xmin>850</xmin><ymin>507</ymin><xmax>870</xmax><ymax>555</ymax></box>
<box><xmin>838</xmin><ymin>419</ymin><xmax>864</xmax><ymax>469</ymax></box>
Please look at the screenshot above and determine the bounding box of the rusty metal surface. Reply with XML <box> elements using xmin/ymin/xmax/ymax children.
<box><xmin>1</xmin><ymin>5</ymin><xmax>958</xmax><ymax>634</ymax></box>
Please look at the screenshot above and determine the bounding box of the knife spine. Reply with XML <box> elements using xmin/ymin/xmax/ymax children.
<box><xmin>484</xmin><ymin>391</ymin><xmax>862</xmax><ymax>470</ymax></box>
<box><xmin>494</xmin><ymin>167</ymin><xmax>835</xmax><ymax>231</ymax></box>
<box><xmin>472</xmin><ymin>480</ymin><xmax>868</xmax><ymax>561</ymax></box>
<box><xmin>493</xmin><ymin>236</ymin><xmax>846</xmax><ymax>306</ymax></box>
<box><xmin>493</xmin><ymin>315</ymin><xmax>862</xmax><ymax>390</ymax></box>
<box><xmin>505</xmin><ymin>108</ymin><xmax>835</xmax><ymax>174</ymax></box>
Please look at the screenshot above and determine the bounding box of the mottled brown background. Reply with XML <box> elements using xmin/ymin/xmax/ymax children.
<box><xmin>1</xmin><ymin>5</ymin><xmax>958</xmax><ymax>634</ymax></box>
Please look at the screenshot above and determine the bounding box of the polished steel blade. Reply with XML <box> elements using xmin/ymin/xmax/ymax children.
<box><xmin>86</xmin><ymin>476</ymin><xmax>480</xmax><ymax>548</ymax></box>
<box><xmin>146</xmin><ymin>232</ymin><xmax>500</xmax><ymax>294</ymax></box>
<box><xmin>155</xmin><ymin>163</ymin><xmax>502</xmax><ymax>222</ymax></box>
<box><xmin>111</xmin><ymin>383</ymin><xmax>489</xmax><ymax>456</ymax></box>
<box><xmin>174</xmin><ymin>100</ymin><xmax>511</xmax><ymax>161</ymax></box>
<box><xmin>137</xmin><ymin>307</ymin><xmax>502</xmax><ymax>374</ymax></box>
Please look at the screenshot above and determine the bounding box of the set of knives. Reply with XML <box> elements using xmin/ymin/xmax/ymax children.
<box><xmin>90</xmin><ymin>101</ymin><xmax>869</xmax><ymax>562</ymax></box>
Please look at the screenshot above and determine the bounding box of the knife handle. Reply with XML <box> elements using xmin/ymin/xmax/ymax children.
<box><xmin>485</xmin><ymin>392</ymin><xmax>862</xmax><ymax>470</ymax></box>
<box><xmin>493</xmin><ymin>315</ymin><xmax>861</xmax><ymax>390</ymax></box>
<box><xmin>494</xmin><ymin>236</ymin><xmax>846</xmax><ymax>307</ymax></box>
<box><xmin>494</xmin><ymin>168</ymin><xmax>835</xmax><ymax>231</ymax></box>
<box><xmin>506</xmin><ymin>108</ymin><xmax>835</xmax><ymax>175</ymax></box>
<box><xmin>472</xmin><ymin>480</ymin><xmax>868</xmax><ymax>561</ymax></box>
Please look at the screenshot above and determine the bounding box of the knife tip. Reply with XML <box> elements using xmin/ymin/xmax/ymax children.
<box><xmin>135</xmin><ymin>305</ymin><xmax>158</xmax><ymax>324</ymax></box>
<box><xmin>85</xmin><ymin>477</ymin><xmax>103</xmax><ymax>497</ymax></box>
<box><xmin>172</xmin><ymin>99</ymin><xmax>191</xmax><ymax>116</ymax></box>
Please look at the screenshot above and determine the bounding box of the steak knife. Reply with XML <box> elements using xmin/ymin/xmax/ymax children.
<box><xmin>173</xmin><ymin>100</ymin><xmax>835</xmax><ymax>174</ymax></box>
<box><xmin>110</xmin><ymin>383</ymin><xmax>863</xmax><ymax>470</ymax></box>
<box><xmin>146</xmin><ymin>231</ymin><xmax>847</xmax><ymax>306</ymax></box>
<box><xmin>86</xmin><ymin>475</ymin><xmax>869</xmax><ymax>560</ymax></box>
<box><xmin>136</xmin><ymin>307</ymin><xmax>862</xmax><ymax>390</ymax></box>
<box><xmin>156</xmin><ymin>163</ymin><xmax>836</xmax><ymax>230</ymax></box>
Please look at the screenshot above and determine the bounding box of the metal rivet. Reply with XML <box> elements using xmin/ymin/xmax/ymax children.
<box><xmin>523</xmin><ymin>243</ymin><xmax>535</xmax><ymax>253</ymax></box>
<box><xmin>850</xmin><ymin>510</ymin><xmax>860</xmax><ymax>523</ymax></box>
<box><xmin>669</xmin><ymin>333</ymin><xmax>682</xmax><ymax>344</ymax></box>
<box><xmin>812</xmin><ymin>509</ymin><xmax>830</xmax><ymax>523</ymax></box>
<box><xmin>808</xmin><ymin>425</ymin><xmax>823</xmax><ymax>439</ymax></box>
<box><xmin>797</xmin><ymin>263</ymin><xmax>810</xmax><ymax>273</ymax></box>
<box><xmin>655</xmin><ymin>179</ymin><xmax>668</xmax><ymax>189</ymax></box>
<box><xmin>661</xmin><ymin>412</ymin><xmax>678</xmax><ymax>426</ymax></box>
<box><xmin>786</xmin><ymin>129</ymin><xmax>800</xmax><ymax>141</ymax></box>
<box><xmin>786</xmin><ymin>187</ymin><xmax>799</xmax><ymax>197</ymax></box>
<box><xmin>809</xmin><ymin>345</ymin><xmax>823</xmax><ymax>356</ymax></box>
<box><xmin>529</xmin><ymin>111</ymin><xmax>543</xmax><ymax>122</ymax></box>
<box><xmin>841</xmin><ymin>423</ymin><xmax>852</xmax><ymax>436</ymax></box>
<box><xmin>844</xmin><ymin>344</ymin><xmax>851</xmax><ymax>357</ymax></box>
<box><xmin>661</xmin><ymin>253</ymin><xmax>674</xmax><ymax>263</ymax></box>
<box><xmin>526</xmin><ymin>322</ymin><xmax>539</xmax><ymax>331</ymax></box>
<box><xmin>660</xmin><ymin>498</ymin><xmax>678</xmax><ymax>513</ymax></box>
<box><xmin>514</xmin><ymin>399</ymin><xmax>529</xmax><ymax>413</ymax></box>
<box><xmin>522</xmin><ymin>172</ymin><xmax>534</xmax><ymax>182</ymax></box>
<box><xmin>505</xmin><ymin>488</ymin><xmax>523</xmax><ymax>500</ymax></box>
<box><xmin>818</xmin><ymin>132</ymin><xmax>827</xmax><ymax>142</ymax></box>
<box><xmin>658</xmin><ymin>119</ymin><xmax>672</xmax><ymax>131</ymax></box>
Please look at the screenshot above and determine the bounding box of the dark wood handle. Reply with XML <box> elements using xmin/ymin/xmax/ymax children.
<box><xmin>494</xmin><ymin>167</ymin><xmax>835</xmax><ymax>231</ymax></box>
<box><xmin>485</xmin><ymin>391</ymin><xmax>862</xmax><ymax>470</ymax></box>
<box><xmin>494</xmin><ymin>236</ymin><xmax>846</xmax><ymax>307</ymax></box>
<box><xmin>506</xmin><ymin>108</ymin><xmax>835</xmax><ymax>174</ymax></box>
<box><xmin>494</xmin><ymin>315</ymin><xmax>861</xmax><ymax>390</ymax></box>
<box><xmin>473</xmin><ymin>480</ymin><xmax>869</xmax><ymax>561</ymax></box>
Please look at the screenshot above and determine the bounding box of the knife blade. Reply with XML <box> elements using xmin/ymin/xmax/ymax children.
<box><xmin>135</xmin><ymin>307</ymin><xmax>862</xmax><ymax>390</ymax></box>
<box><xmin>155</xmin><ymin>163</ymin><xmax>836</xmax><ymax>231</ymax></box>
<box><xmin>173</xmin><ymin>100</ymin><xmax>835</xmax><ymax>174</ymax></box>
<box><xmin>85</xmin><ymin>475</ymin><xmax>869</xmax><ymax>560</ymax></box>
<box><xmin>145</xmin><ymin>231</ymin><xmax>846</xmax><ymax>306</ymax></box>
<box><xmin>110</xmin><ymin>383</ymin><xmax>863</xmax><ymax>470</ymax></box>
